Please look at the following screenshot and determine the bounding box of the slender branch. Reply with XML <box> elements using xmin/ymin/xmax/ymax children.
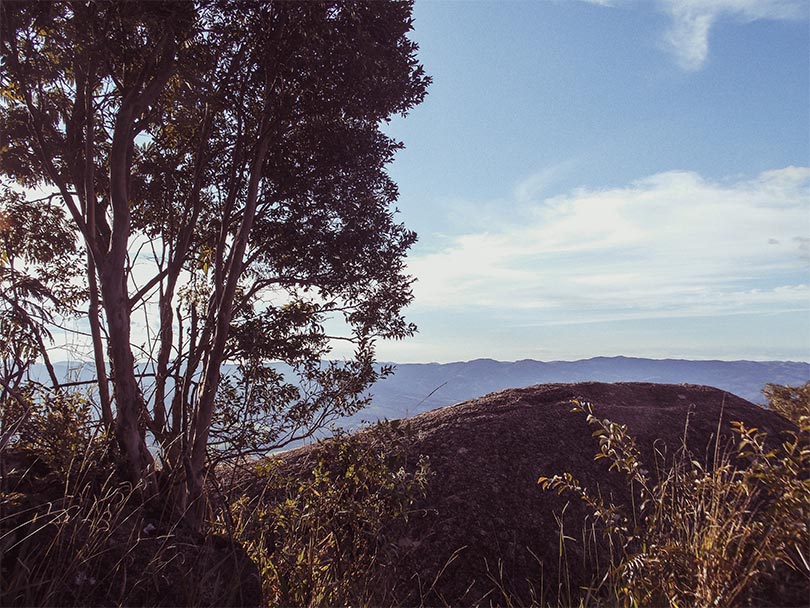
<box><xmin>128</xmin><ymin>267</ymin><xmax>170</xmax><ymax>310</ymax></box>
<box><xmin>0</xmin><ymin>376</ymin><xmax>33</xmax><ymax>452</ymax></box>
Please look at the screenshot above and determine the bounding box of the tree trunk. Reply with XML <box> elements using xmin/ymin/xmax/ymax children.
<box><xmin>103</xmin><ymin>94</ymin><xmax>153</xmax><ymax>485</ymax></box>
<box><xmin>87</xmin><ymin>258</ymin><xmax>113</xmax><ymax>428</ymax></box>
<box><xmin>82</xmin><ymin>64</ymin><xmax>113</xmax><ymax>429</ymax></box>
<box><xmin>185</xmin><ymin>123</ymin><xmax>272</xmax><ymax>526</ymax></box>
<box><xmin>98</xmin><ymin>264</ymin><xmax>154</xmax><ymax>484</ymax></box>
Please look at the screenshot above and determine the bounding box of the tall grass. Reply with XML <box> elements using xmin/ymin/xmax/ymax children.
<box><xmin>3</xmin><ymin>385</ymin><xmax>807</xmax><ymax>607</ymax></box>
<box><xmin>2</xmin><ymin>386</ymin><xmax>430</xmax><ymax>607</ymax></box>
<box><xmin>538</xmin><ymin>400</ymin><xmax>810</xmax><ymax>607</ymax></box>
<box><xmin>1</xmin><ymin>390</ymin><xmax>257</xmax><ymax>607</ymax></box>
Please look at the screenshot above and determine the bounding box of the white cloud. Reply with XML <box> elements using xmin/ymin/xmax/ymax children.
<box><xmin>574</xmin><ymin>0</ymin><xmax>808</xmax><ymax>70</ymax></box>
<box><xmin>662</xmin><ymin>0</ymin><xmax>807</xmax><ymax>70</ymax></box>
<box><xmin>407</xmin><ymin>166</ymin><xmax>810</xmax><ymax>323</ymax></box>
<box><xmin>576</xmin><ymin>0</ymin><xmax>619</xmax><ymax>6</ymax></box>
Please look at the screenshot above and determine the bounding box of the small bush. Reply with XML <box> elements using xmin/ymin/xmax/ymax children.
<box><xmin>8</xmin><ymin>388</ymin><xmax>115</xmax><ymax>482</ymax></box>
<box><xmin>222</xmin><ymin>420</ymin><xmax>431</xmax><ymax>607</ymax></box>
<box><xmin>539</xmin><ymin>400</ymin><xmax>810</xmax><ymax>607</ymax></box>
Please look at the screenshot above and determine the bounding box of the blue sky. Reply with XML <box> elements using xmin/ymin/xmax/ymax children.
<box><xmin>373</xmin><ymin>0</ymin><xmax>810</xmax><ymax>363</ymax></box>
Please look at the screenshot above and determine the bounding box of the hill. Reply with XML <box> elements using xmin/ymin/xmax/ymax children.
<box><xmin>267</xmin><ymin>381</ymin><xmax>805</xmax><ymax>606</ymax></box>
<box><xmin>34</xmin><ymin>357</ymin><xmax>810</xmax><ymax>440</ymax></box>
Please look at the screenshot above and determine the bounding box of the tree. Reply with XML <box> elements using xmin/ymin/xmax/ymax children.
<box><xmin>0</xmin><ymin>0</ymin><xmax>429</xmax><ymax>524</ymax></box>
<box><xmin>0</xmin><ymin>185</ymin><xmax>85</xmax><ymax>451</ymax></box>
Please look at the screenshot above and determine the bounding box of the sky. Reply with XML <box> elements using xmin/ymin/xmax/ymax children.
<box><xmin>368</xmin><ymin>0</ymin><xmax>810</xmax><ymax>364</ymax></box>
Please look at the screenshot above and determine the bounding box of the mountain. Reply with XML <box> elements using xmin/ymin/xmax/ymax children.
<box><xmin>30</xmin><ymin>356</ymin><xmax>810</xmax><ymax>431</ymax></box>
<box><xmin>360</xmin><ymin>356</ymin><xmax>810</xmax><ymax>423</ymax></box>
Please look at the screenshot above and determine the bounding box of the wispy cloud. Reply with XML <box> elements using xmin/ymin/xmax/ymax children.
<box><xmin>575</xmin><ymin>0</ymin><xmax>807</xmax><ymax>70</ymax></box>
<box><xmin>661</xmin><ymin>0</ymin><xmax>807</xmax><ymax>70</ymax></box>
<box><xmin>407</xmin><ymin>166</ymin><xmax>810</xmax><ymax>323</ymax></box>
<box><xmin>513</xmin><ymin>160</ymin><xmax>578</xmax><ymax>203</ymax></box>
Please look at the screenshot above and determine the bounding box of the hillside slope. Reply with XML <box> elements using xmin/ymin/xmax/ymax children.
<box><xmin>273</xmin><ymin>381</ymin><xmax>803</xmax><ymax>605</ymax></box>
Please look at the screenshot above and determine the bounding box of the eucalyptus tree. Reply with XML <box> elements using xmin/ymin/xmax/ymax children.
<box><xmin>0</xmin><ymin>0</ymin><xmax>428</xmax><ymax>520</ymax></box>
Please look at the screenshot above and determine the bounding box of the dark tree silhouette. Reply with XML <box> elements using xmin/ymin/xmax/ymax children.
<box><xmin>0</xmin><ymin>0</ymin><xmax>428</xmax><ymax>524</ymax></box>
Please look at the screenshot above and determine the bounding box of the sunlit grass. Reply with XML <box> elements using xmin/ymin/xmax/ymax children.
<box><xmin>537</xmin><ymin>399</ymin><xmax>809</xmax><ymax>607</ymax></box>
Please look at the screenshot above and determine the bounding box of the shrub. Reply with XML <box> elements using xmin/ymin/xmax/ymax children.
<box><xmin>7</xmin><ymin>388</ymin><xmax>115</xmax><ymax>482</ymax></box>
<box><xmin>221</xmin><ymin>420</ymin><xmax>431</xmax><ymax>607</ymax></box>
<box><xmin>764</xmin><ymin>381</ymin><xmax>810</xmax><ymax>427</ymax></box>
<box><xmin>539</xmin><ymin>400</ymin><xmax>810</xmax><ymax>607</ymax></box>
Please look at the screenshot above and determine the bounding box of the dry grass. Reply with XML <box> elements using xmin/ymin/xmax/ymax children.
<box><xmin>538</xmin><ymin>399</ymin><xmax>809</xmax><ymax>607</ymax></box>
<box><xmin>1</xmin><ymin>391</ymin><xmax>255</xmax><ymax>607</ymax></box>
<box><xmin>2</xmin><ymin>385</ymin><xmax>807</xmax><ymax>607</ymax></box>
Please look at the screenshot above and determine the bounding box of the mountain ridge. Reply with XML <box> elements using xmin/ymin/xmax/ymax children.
<box><xmin>31</xmin><ymin>356</ymin><xmax>810</xmax><ymax>427</ymax></box>
<box><xmin>364</xmin><ymin>355</ymin><xmax>810</xmax><ymax>423</ymax></box>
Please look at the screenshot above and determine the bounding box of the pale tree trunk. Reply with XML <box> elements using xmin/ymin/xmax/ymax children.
<box><xmin>6</xmin><ymin>4</ymin><xmax>182</xmax><ymax>491</ymax></box>
<box><xmin>99</xmin><ymin>265</ymin><xmax>155</xmax><ymax>483</ymax></box>
<box><xmin>101</xmin><ymin>59</ymin><xmax>173</xmax><ymax>483</ymax></box>
<box><xmin>87</xmin><ymin>258</ymin><xmax>113</xmax><ymax>428</ymax></box>
<box><xmin>81</xmin><ymin>64</ymin><xmax>113</xmax><ymax>429</ymax></box>
<box><xmin>97</xmin><ymin>34</ymin><xmax>178</xmax><ymax>487</ymax></box>
<box><xmin>101</xmin><ymin>101</ymin><xmax>154</xmax><ymax>480</ymax></box>
<box><xmin>185</xmin><ymin>124</ymin><xmax>272</xmax><ymax>525</ymax></box>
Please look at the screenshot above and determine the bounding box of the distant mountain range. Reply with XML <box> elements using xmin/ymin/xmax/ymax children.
<box><xmin>31</xmin><ymin>356</ymin><xmax>810</xmax><ymax>429</ymax></box>
<box><xmin>358</xmin><ymin>356</ymin><xmax>810</xmax><ymax>423</ymax></box>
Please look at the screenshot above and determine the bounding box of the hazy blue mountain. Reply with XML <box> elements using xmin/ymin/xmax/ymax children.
<box><xmin>359</xmin><ymin>356</ymin><xmax>810</xmax><ymax>423</ymax></box>
<box><xmin>30</xmin><ymin>357</ymin><xmax>810</xmax><ymax>432</ymax></box>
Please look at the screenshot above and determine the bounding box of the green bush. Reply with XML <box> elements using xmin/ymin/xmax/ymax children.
<box><xmin>222</xmin><ymin>421</ymin><xmax>431</xmax><ymax>607</ymax></box>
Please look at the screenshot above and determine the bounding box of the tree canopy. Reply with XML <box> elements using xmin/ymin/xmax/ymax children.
<box><xmin>0</xmin><ymin>0</ymin><xmax>429</xmax><ymax>522</ymax></box>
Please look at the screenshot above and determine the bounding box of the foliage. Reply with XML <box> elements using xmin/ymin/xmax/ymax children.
<box><xmin>1</xmin><ymin>396</ymin><xmax>430</xmax><ymax>607</ymax></box>
<box><xmin>0</xmin><ymin>186</ymin><xmax>83</xmax><ymax>396</ymax></box>
<box><xmin>4</xmin><ymin>388</ymin><xmax>806</xmax><ymax>607</ymax></box>
<box><xmin>8</xmin><ymin>389</ymin><xmax>113</xmax><ymax>480</ymax></box>
<box><xmin>221</xmin><ymin>420</ymin><xmax>431</xmax><ymax>607</ymax></box>
<box><xmin>539</xmin><ymin>400</ymin><xmax>810</xmax><ymax>607</ymax></box>
<box><xmin>0</xmin><ymin>0</ymin><xmax>429</xmax><ymax>518</ymax></box>
<box><xmin>764</xmin><ymin>381</ymin><xmax>810</xmax><ymax>427</ymax></box>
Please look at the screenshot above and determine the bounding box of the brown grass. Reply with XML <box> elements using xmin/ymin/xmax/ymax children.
<box><xmin>538</xmin><ymin>399</ymin><xmax>809</xmax><ymax>607</ymax></box>
<box><xmin>2</xmin><ymin>385</ymin><xmax>807</xmax><ymax>607</ymax></box>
